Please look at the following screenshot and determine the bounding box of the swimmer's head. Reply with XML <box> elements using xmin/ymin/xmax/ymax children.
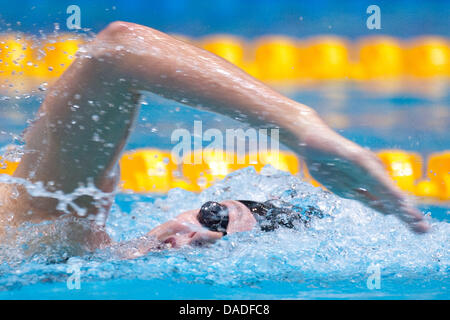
<box><xmin>197</xmin><ymin>201</ymin><xmax>229</xmax><ymax>234</ymax></box>
<box><xmin>197</xmin><ymin>199</ymin><xmax>323</xmax><ymax>235</ymax></box>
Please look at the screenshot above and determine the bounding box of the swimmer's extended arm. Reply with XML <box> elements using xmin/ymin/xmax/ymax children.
<box><xmin>12</xmin><ymin>21</ymin><xmax>428</xmax><ymax>233</ymax></box>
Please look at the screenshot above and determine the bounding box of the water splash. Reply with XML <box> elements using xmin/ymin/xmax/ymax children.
<box><xmin>0</xmin><ymin>166</ymin><xmax>447</xmax><ymax>294</ymax></box>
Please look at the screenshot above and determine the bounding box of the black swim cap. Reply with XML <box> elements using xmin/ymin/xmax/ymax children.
<box><xmin>197</xmin><ymin>201</ymin><xmax>229</xmax><ymax>234</ymax></box>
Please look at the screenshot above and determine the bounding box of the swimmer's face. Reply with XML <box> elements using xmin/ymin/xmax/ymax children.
<box><xmin>212</xmin><ymin>200</ymin><xmax>257</xmax><ymax>234</ymax></box>
<box><xmin>156</xmin><ymin>200</ymin><xmax>257</xmax><ymax>248</ymax></box>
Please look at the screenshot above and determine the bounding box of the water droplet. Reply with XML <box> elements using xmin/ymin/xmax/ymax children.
<box><xmin>92</xmin><ymin>133</ymin><xmax>101</xmax><ymax>142</ymax></box>
<box><xmin>38</xmin><ymin>82</ymin><xmax>48</xmax><ymax>91</ymax></box>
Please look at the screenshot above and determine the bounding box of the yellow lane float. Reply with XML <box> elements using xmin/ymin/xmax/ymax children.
<box><xmin>40</xmin><ymin>34</ymin><xmax>84</xmax><ymax>78</ymax></box>
<box><xmin>201</xmin><ymin>35</ymin><xmax>245</xmax><ymax>68</ymax></box>
<box><xmin>119</xmin><ymin>149</ymin><xmax>301</xmax><ymax>193</ymax></box>
<box><xmin>0</xmin><ymin>35</ymin><xmax>35</xmax><ymax>77</ymax></box>
<box><xmin>405</xmin><ymin>37</ymin><xmax>449</xmax><ymax>77</ymax></box>
<box><xmin>256</xmin><ymin>150</ymin><xmax>299</xmax><ymax>174</ymax></box>
<box><xmin>0</xmin><ymin>156</ymin><xmax>19</xmax><ymax>175</ymax></box>
<box><xmin>357</xmin><ymin>37</ymin><xmax>404</xmax><ymax>79</ymax></box>
<box><xmin>1</xmin><ymin>33</ymin><xmax>449</xmax><ymax>84</ymax></box>
<box><xmin>0</xmin><ymin>35</ymin><xmax>38</xmax><ymax>92</ymax></box>
<box><xmin>119</xmin><ymin>149</ymin><xmax>176</xmax><ymax>193</ymax></box>
<box><xmin>301</xmin><ymin>37</ymin><xmax>349</xmax><ymax>80</ymax></box>
<box><xmin>180</xmin><ymin>150</ymin><xmax>233</xmax><ymax>191</ymax></box>
<box><xmin>178</xmin><ymin>150</ymin><xmax>300</xmax><ymax>191</ymax></box>
<box><xmin>415</xmin><ymin>180</ymin><xmax>441</xmax><ymax>199</ymax></box>
<box><xmin>377</xmin><ymin>150</ymin><xmax>422</xmax><ymax>193</ymax></box>
<box><xmin>378</xmin><ymin>150</ymin><xmax>450</xmax><ymax>200</ymax></box>
<box><xmin>426</xmin><ymin>151</ymin><xmax>450</xmax><ymax>200</ymax></box>
<box><xmin>254</xmin><ymin>36</ymin><xmax>301</xmax><ymax>81</ymax></box>
<box><xmin>0</xmin><ymin>148</ymin><xmax>449</xmax><ymax>201</ymax></box>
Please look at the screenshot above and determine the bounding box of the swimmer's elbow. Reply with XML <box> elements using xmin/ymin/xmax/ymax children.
<box><xmin>97</xmin><ymin>21</ymin><xmax>135</xmax><ymax>41</ymax></box>
<box><xmin>97</xmin><ymin>21</ymin><xmax>160</xmax><ymax>44</ymax></box>
<box><xmin>90</xmin><ymin>21</ymin><xmax>160</xmax><ymax>62</ymax></box>
<box><xmin>85</xmin><ymin>21</ymin><xmax>137</xmax><ymax>65</ymax></box>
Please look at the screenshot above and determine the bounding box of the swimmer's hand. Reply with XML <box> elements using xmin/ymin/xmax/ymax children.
<box><xmin>301</xmin><ymin>123</ymin><xmax>430</xmax><ymax>234</ymax></box>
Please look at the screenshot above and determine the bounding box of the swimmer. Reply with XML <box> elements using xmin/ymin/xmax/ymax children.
<box><xmin>0</xmin><ymin>21</ymin><xmax>429</xmax><ymax>258</ymax></box>
<box><xmin>114</xmin><ymin>200</ymin><xmax>325</xmax><ymax>259</ymax></box>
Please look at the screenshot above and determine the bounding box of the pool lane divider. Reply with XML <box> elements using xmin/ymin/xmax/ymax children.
<box><xmin>1</xmin><ymin>149</ymin><xmax>449</xmax><ymax>201</ymax></box>
<box><xmin>0</xmin><ymin>34</ymin><xmax>448</xmax><ymax>93</ymax></box>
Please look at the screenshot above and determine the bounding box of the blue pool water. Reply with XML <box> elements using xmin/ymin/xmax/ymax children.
<box><xmin>0</xmin><ymin>85</ymin><xmax>449</xmax><ymax>299</ymax></box>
